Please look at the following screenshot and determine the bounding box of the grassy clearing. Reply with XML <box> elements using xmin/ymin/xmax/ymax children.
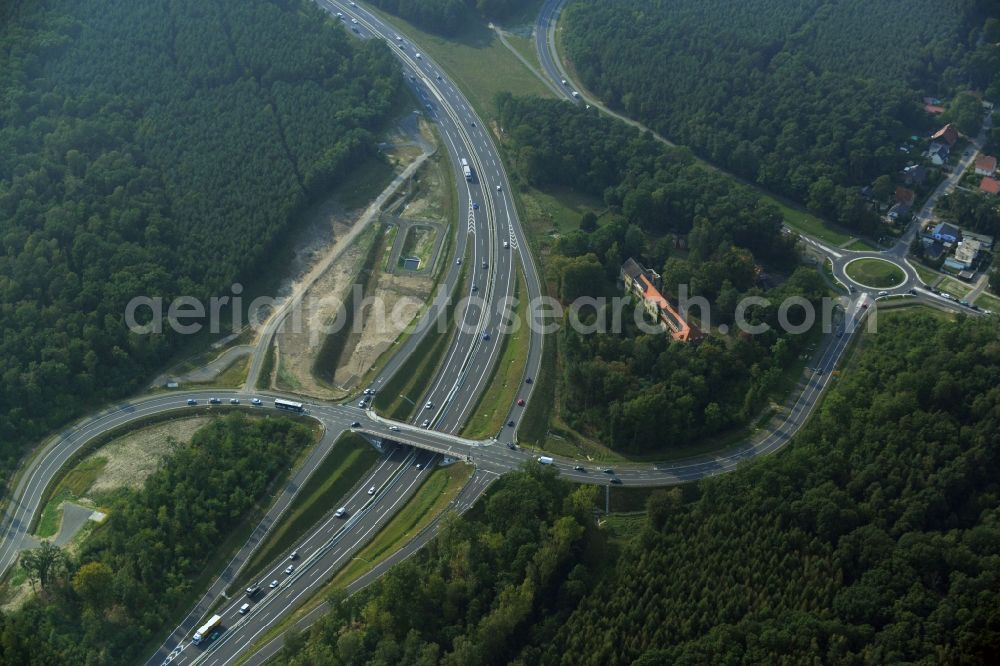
<box><xmin>463</xmin><ymin>269</ymin><xmax>530</xmax><ymax>439</ymax></box>
<box><xmin>602</xmin><ymin>512</ymin><xmax>647</xmax><ymax>543</ymax></box>
<box><xmin>234</xmin><ymin>433</ymin><xmax>380</xmax><ymax>590</ymax></box>
<box><xmin>845</xmin><ymin>258</ymin><xmax>906</xmax><ymax>288</ymax></box>
<box><xmin>330</xmin><ymin>462</ymin><xmax>473</xmax><ymax>587</ymax></box>
<box><xmin>937</xmin><ymin>277</ymin><xmax>973</xmax><ymax>299</ymax></box>
<box><xmin>520</xmin><ymin>186</ymin><xmax>607</xmax><ymax>242</ymax></box>
<box><xmin>974</xmin><ymin>291</ymin><xmax>1000</xmax><ymax>312</ymax></box>
<box><xmin>370</xmin><ymin>7</ymin><xmax>552</xmax><ymax>123</ymax></box>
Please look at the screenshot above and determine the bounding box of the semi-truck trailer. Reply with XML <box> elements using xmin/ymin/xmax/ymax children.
<box><xmin>193</xmin><ymin>614</ymin><xmax>222</xmax><ymax>644</ymax></box>
<box><xmin>460</xmin><ymin>158</ymin><xmax>473</xmax><ymax>181</ymax></box>
<box><xmin>537</xmin><ymin>456</ymin><xmax>554</xmax><ymax>465</ymax></box>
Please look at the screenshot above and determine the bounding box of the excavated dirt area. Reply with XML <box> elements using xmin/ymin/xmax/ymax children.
<box><xmin>272</xmin><ymin>116</ymin><xmax>447</xmax><ymax>397</ymax></box>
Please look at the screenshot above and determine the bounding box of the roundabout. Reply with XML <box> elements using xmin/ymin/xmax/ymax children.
<box><xmin>843</xmin><ymin>257</ymin><xmax>907</xmax><ymax>290</ymax></box>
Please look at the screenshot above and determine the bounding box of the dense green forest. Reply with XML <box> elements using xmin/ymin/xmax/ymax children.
<box><xmin>0</xmin><ymin>0</ymin><xmax>400</xmax><ymax>480</ymax></box>
<box><xmin>562</xmin><ymin>0</ymin><xmax>1000</xmax><ymax>233</ymax></box>
<box><xmin>274</xmin><ymin>311</ymin><xmax>1000</xmax><ymax>664</ymax></box>
<box><xmin>366</xmin><ymin>0</ymin><xmax>535</xmax><ymax>36</ymax></box>
<box><xmin>0</xmin><ymin>414</ymin><xmax>313</xmax><ymax>664</ymax></box>
<box><xmin>496</xmin><ymin>94</ymin><xmax>826</xmax><ymax>450</ymax></box>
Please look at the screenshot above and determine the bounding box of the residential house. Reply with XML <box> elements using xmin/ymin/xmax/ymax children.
<box><xmin>930</xmin><ymin>222</ymin><xmax>960</xmax><ymax>244</ymax></box>
<box><xmin>886</xmin><ymin>187</ymin><xmax>915</xmax><ymax>222</ymax></box>
<box><xmin>975</xmin><ymin>155</ymin><xmax>997</xmax><ymax>177</ymax></box>
<box><xmin>981</xmin><ymin>177</ymin><xmax>1000</xmax><ymax>196</ymax></box>
<box><xmin>902</xmin><ymin>164</ymin><xmax>928</xmax><ymax>186</ymax></box>
<box><xmin>927</xmin><ymin>142</ymin><xmax>950</xmax><ymax>166</ymax></box>
<box><xmin>952</xmin><ymin>238</ymin><xmax>981</xmax><ymax>269</ymax></box>
<box><xmin>962</xmin><ymin>231</ymin><xmax>994</xmax><ymax>251</ymax></box>
<box><xmin>922</xmin><ymin>238</ymin><xmax>946</xmax><ymax>260</ymax></box>
<box><xmin>887</xmin><ymin>203</ymin><xmax>909</xmax><ymax>222</ymax></box>
<box><xmin>931</xmin><ymin>123</ymin><xmax>959</xmax><ymax>146</ymax></box>
<box><xmin>621</xmin><ymin>258</ymin><xmax>701</xmax><ymax>342</ymax></box>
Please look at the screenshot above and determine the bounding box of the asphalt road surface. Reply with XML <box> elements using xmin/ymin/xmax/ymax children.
<box><xmin>4</xmin><ymin>2</ymin><xmax>992</xmax><ymax>665</ymax></box>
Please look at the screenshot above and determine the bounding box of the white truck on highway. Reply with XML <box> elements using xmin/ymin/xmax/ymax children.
<box><xmin>193</xmin><ymin>614</ymin><xmax>222</xmax><ymax>644</ymax></box>
<box><xmin>460</xmin><ymin>157</ymin><xmax>473</xmax><ymax>182</ymax></box>
<box><xmin>537</xmin><ymin>456</ymin><xmax>554</xmax><ymax>465</ymax></box>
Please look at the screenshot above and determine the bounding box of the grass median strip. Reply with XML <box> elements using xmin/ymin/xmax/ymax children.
<box><xmin>234</xmin><ymin>433</ymin><xmax>380</xmax><ymax>591</ymax></box>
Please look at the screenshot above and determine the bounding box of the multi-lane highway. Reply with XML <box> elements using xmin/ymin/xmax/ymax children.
<box><xmin>330</xmin><ymin>0</ymin><xmax>545</xmax><ymax>437</ymax></box>
<box><xmin>5</xmin><ymin>2</ymin><xmax>989</xmax><ymax>665</ymax></box>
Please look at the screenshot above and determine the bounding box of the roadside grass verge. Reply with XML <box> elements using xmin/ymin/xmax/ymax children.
<box><xmin>844</xmin><ymin>238</ymin><xmax>879</xmax><ymax>251</ymax></box>
<box><xmin>368</xmin><ymin>6</ymin><xmax>552</xmax><ymax>123</ymax></box>
<box><xmin>380</xmin><ymin>224</ymin><xmax>399</xmax><ymax>271</ymax></box>
<box><xmin>233</xmin><ymin>433</ymin><xmax>380</xmax><ymax>592</ymax></box>
<box><xmin>256</xmin><ymin>339</ymin><xmax>276</xmax><ymax>390</ymax></box>
<box><xmin>462</xmin><ymin>269</ymin><xmax>529</xmax><ymax>439</ymax></box>
<box><xmin>191</xmin><ymin>355</ymin><xmax>250</xmax><ymax>389</ymax></box>
<box><xmin>974</xmin><ymin>291</ymin><xmax>1000</xmax><ymax>311</ymax></box>
<box><xmin>329</xmin><ymin>462</ymin><xmax>473</xmax><ymax>587</ymax></box>
<box><xmin>911</xmin><ymin>261</ymin><xmax>943</xmax><ymax>287</ymax></box>
<box><xmin>777</xmin><ymin>201</ymin><xmax>852</xmax><ymax>245</ymax></box>
<box><xmin>501</xmin><ymin>31</ymin><xmax>543</xmax><ymax>73</ymax></box>
<box><xmin>34</xmin><ymin>456</ymin><xmax>108</xmax><ymax>538</ymax></box>
<box><xmin>518</xmin><ymin>330</ymin><xmax>556</xmax><ymax>445</ymax></box>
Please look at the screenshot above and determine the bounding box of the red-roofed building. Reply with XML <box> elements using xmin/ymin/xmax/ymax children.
<box><xmin>931</xmin><ymin>123</ymin><xmax>959</xmax><ymax>146</ymax></box>
<box><xmin>621</xmin><ymin>258</ymin><xmax>701</xmax><ymax>342</ymax></box>
<box><xmin>975</xmin><ymin>155</ymin><xmax>997</xmax><ymax>177</ymax></box>
<box><xmin>924</xmin><ymin>104</ymin><xmax>945</xmax><ymax>114</ymax></box>
<box><xmin>895</xmin><ymin>187</ymin><xmax>916</xmax><ymax>206</ymax></box>
<box><xmin>980</xmin><ymin>177</ymin><xmax>1000</xmax><ymax>196</ymax></box>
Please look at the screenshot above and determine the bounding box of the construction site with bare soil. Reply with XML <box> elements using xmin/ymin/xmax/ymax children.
<box><xmin>267</xmin><ymin>111</ymin><xmax>456</xmax><ymax>399</ymax></box>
